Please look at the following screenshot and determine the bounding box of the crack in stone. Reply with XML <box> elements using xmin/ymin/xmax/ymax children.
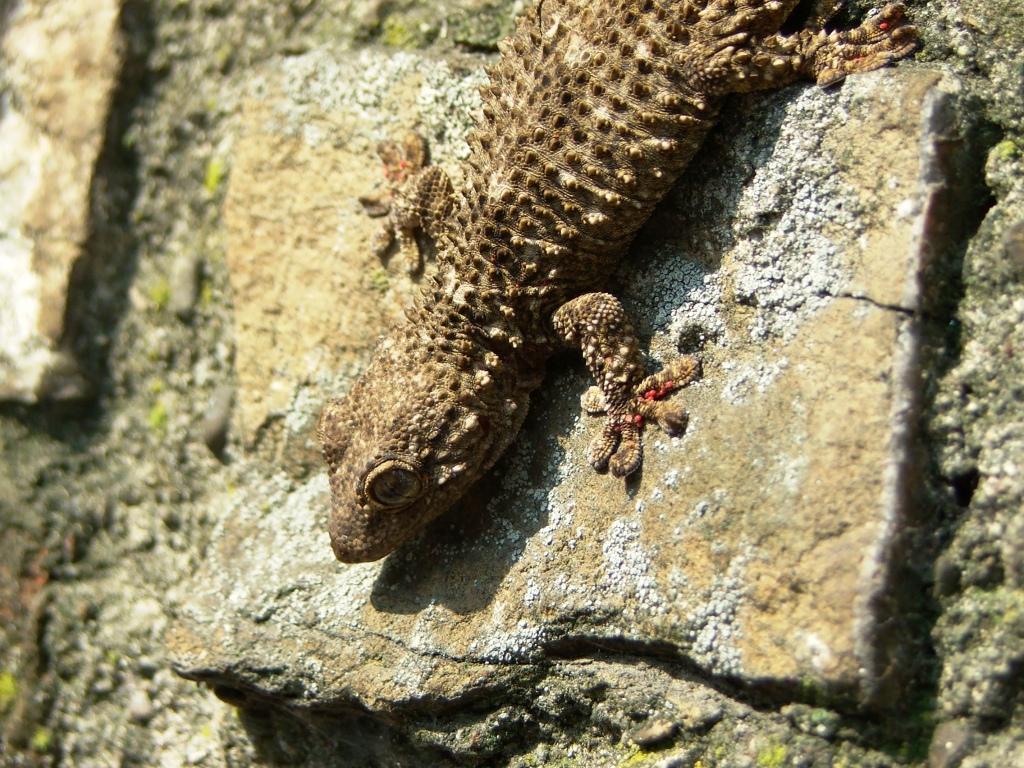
<box><xmin>829</xmin><ymin>290</ymin><xmax>916</xmax><ymax>316</ymax></box>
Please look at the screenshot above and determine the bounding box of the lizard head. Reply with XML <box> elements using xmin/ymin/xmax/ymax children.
<box><xmin>317</xmin><ymin>337</ymin><xmax>518</xmax><ymax>563</ymax></box>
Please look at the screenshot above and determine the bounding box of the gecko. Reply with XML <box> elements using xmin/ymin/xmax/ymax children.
<box><xmin>317</xmin><ymin>0</ymin><xmax>918</xmax><ymax>562</ymax></box>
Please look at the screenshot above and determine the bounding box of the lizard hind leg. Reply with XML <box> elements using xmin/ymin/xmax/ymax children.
<box><xmin>553</xmin><ymin>293</ymin><xmax>701</xmax><ymax>478</ymax></box>
<box><xmin>806</xmin><ymin>3</ymin><xmax>919</xmax><ymax>86</ymax></box>
<box><xmin>718</xmin><ymin>3</ymin><xmax>918</xmax><ymax>93</ymax></box>
<box><xmin>359</xmin><ymin>132</ymin><xmax>454</xmax><ymax>274</ymax></box>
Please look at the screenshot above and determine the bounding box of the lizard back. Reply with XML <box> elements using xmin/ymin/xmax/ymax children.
<box><xmin>437</xmin><ymin>0</ymin><xmax>726</xmax><ymax>338</ymax></box>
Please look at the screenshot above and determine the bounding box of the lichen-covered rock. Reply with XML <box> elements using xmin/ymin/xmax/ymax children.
<box><xmin>170</xmin><ymin>54</ymin><xmax>966</xmax><ymax>730</ymax></box>
<box><xmin>927</xmin><ymin>123</ymin><xmax>1024</xmax><ymax>764</ymax></box>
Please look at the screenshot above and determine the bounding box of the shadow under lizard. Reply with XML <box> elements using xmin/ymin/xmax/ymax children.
<box><xmin>317</xmin><ymin>0</ymin><xmax>918</xmax><ymax>562</ymax></box>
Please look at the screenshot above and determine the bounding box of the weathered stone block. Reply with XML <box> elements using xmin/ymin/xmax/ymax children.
<box><xmin>169</xmin><ymin>61</ymin><xmax>963</xmax><ymax>716</ymax></box>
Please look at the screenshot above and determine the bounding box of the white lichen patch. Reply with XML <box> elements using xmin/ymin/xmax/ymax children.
<box><xmin>622</xmin><ymin>245</ymin><xmax>726</xmax><ymax>360</ymax></box>
<box><xmin>470</xmin><ymin>613</ymin><xmax>551</xmax><ymax>663</ymax></box>
<box><xmin>719</xmin><ymin>357</ymin><xmax>789</xmax><ymax>405</ymax></box>
<box><xmin>523</xmin><ymin>578</ymin><xmax>542</xmax><ymax>606</ymax></box>
<box><xmin>405</xmin><ymin>603</ymin><xmax>447</xmax><ymax>656</ymax></box>
<box><xmin>727</xmin><ymin>86</ymin><xmax>869</xmax><ymax>342</ymax></box>
<box><xmin>390</xmin><ymin>638</ymin><xmax>441</xmax><ymax>693</ymax></box>
<box><xmin>681</xmin><ymin>547</ymin><xmax>752</xmax><ymax>676</ymax></box>
<box><xmin>773</xmin><ymin>450</ymin><xmax>809</xmax><ymax>497</ymax></box>
<box><xmin>273</xmin><ymin>48</ymin><xmax>486</xmax><ymax>171</ymax></box>
<box><xmin>797</xmin><ymin>631</ymin><xmax>839</xmax><ymax>674</ymax></box>
<box><xmin>601</xmin><ymin>517</ymin><xmax>666</xmax><ymax>615</ymax></box>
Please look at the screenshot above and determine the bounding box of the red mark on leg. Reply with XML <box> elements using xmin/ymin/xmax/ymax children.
<box><xmin>642</xmin><ymin>380</ymin><xmax>676</xmax><ymax>401</ymax></box>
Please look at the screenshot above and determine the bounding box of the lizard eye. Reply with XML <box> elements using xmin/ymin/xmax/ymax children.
<box><xmin>363</xmin><ymin>458</ymin><xmax>424</xmax><ymax>509</ymax></box>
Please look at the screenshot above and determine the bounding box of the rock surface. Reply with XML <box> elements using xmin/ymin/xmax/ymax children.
<box><xmin>170</xmin><ymin>58</ymin><xmax>962</xmax><ymax>715</ymax></box>
<box><xmin>0</xmin><ymin>0</ymin><xmax>123</xmax><ymax>401</ymax></box>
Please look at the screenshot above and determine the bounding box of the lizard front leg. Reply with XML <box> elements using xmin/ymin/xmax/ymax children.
<box><xmin>359</xmin><ymin>131</ymin><xmax>453</xmax><ymax>274</ymax></box>
<box><xmin>553</xmin><ymin>293</ymin><xmax>701</xmax><ymax>478</ymax></box>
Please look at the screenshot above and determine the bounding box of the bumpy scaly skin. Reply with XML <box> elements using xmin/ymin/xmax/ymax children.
<box><xmin>318</xmin><ymin>0</ymin><xmax>918</xmax><ymax>562</ymax></box>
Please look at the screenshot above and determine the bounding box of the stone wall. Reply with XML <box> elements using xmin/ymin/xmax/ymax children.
<box><xmin>0</xmin><ymin>1</ymin><xmax>1021</xmax><ymax>766</ymax></box>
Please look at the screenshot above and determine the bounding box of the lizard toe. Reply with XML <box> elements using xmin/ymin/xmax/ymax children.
<box><xmin>581</xmin><ymin>385</ymin><xmax>607</xmax><ymax>415</ymax></box>
<box><xmin>587</xmin><ymin>421</ymin><xmax>621</xmax><ymax>473</ymax></box>
<box><xmin>634</xmin><ymin>355</ymin><xmax>701</xmax><ymax>401</ymax></box>
<box><xmin>638</xmin><ymin>400</ymin><xmax>689</xmax><ymax>436</ymax></box>
<box><xmin>609</xmin><ymin>423</ymin><xmax>642</xmax><ymax>478</ymax></box>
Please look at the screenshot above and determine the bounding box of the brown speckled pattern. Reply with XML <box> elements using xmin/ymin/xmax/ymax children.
<box><xmin>318</xmin><ymin>0</ymin><xmax>917</xmax><ymax>562</ymax></box>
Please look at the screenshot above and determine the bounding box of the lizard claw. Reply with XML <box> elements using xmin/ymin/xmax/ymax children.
<box><xmin>637</xmin><ymin>399</ymin><xmax>689</xmax><ymax>436</ymax></box>
<box><xmin>608</xmin><ymin>420</ymin><xmax>643</xmax><ymax>477</ymax></box>
<box><xmin>358</xmin><ymin>194</ymin><xmax>391</xmax><ymax>218</ymax></box>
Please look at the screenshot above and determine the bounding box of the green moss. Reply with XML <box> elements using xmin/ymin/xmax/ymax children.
<box><xmin>380</xmin><ymin>14</ymin><xmax>437</xmax><ymax>48</ymax></box>
<box><xmin>450</xmin><ymin>1</ymin><xmax>515</xmax><ymax>51</ymax></box>
<box><xmin>992</xmin><ymin>139</ymin><xmax>1019</xmax><ymax>161</ymax></box>
<box><xmin>809</xmin><ymin>708</ymin><xmax>832</xmax><ymax>724</ymax></box>
<box><xmin>756</xmin><ymin>744</ymin><xmax>787</xmax><ymax>768</ymax></box>
<box><xmin>214</xmin><ymin>43</ymin><xmax>234</xmax><ymax>72</ymax></box>
<box><xmin>199</xmin><ymin>279</ymin><xmax>215</xmax><ymax>308</ymax></box>
<box><xmin>204</xmin><ymin>156</ymin><xmax>227</xmax><ymax>194</ymax></box>
<box><xmin>369</xmin><ymin>267</ymin><xmax>390</xmax><ymax>293</ymax></box>
<box><xmin>795</xmin><ymin>675</ymin><xmax>830</xmax><ymax>707</ymax></box>
<box><xmin>617</xmin><ymin>746</ymin><xmax>653</xmax><ymax>767</ymax></box>
<box><xmin>148</xmin><ymin>277</ymin><xmax>171</xmax><ymax>311</ymax></box>
<box><xmin>894</xmin><ymin>693</ymin><xmax>937</xmax><ymax>763</ymax></box>
<box><xmin>0</xmin><ymin>671</ymin><xmax>18</xmax><ymax>714</ymax></box>
<box><xmin>30</xmin><ymin>726</ymin><xmax>52</xmax><ymax>753</ymax></box>
<box><xmin>148</xmin><ymin>401</ymin><xmax>169</xmax><ymax>434</ymax></box>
